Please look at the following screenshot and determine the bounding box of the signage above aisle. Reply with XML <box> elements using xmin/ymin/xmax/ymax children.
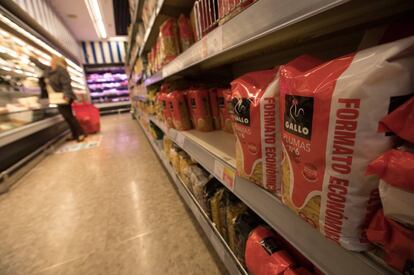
<box><xmin>81</xmin><ymin>41</ymin><xmax>127</xmax><ymax>65</ymax></box>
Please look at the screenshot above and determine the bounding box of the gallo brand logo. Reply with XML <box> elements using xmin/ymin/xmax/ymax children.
<box><xmin>232</xmin><ymin>97</ymin><xmax>251</xmax><ymax>125</ymax></box>
<box><xmin>284</xmin><ymin>95</ymin><xmax>313</xmax><ymax>139</ymax></box>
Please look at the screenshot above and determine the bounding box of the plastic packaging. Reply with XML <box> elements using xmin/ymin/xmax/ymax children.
<box><xmin>177</xmin><ymin>14</ymin><xmax>194</xmax><ymax>52</ymax></box>
<box><xmin>245</xmin><ymin>226</ymin><xmax>295</xmax><ymax>275</ymax></box>
<box><xmin>366</xmin><ymin>210</ymin><xmax>414</xmax><ymax>273</ymax></box>
<box><xmin>378</xmin><ymin>96</ymin><xmax>414</xmax><ymax>143</ymax></box>
<box><xmin>231</xmin><ymin>68</ymin><xmax>281</xmax><ymax>194</ymax></box>
<box><xmin>187</xmin><ymin>88</ymin><xmax>214</xmax><ymax>131</ymax></box>
<box><xmin>217</xmin><ymin>88</ymin><xmax>234</xmax><ymax>133</ymax></box>
<box><xmin>159</xmin><ymin>18</ymin><xmax>180</xmax><ymax>66</ymax></box>
<box><xmin>279</xmin><ymin>36</ymin><xmax>414</xmax><ymax>250</ymax></box>
<box><xmin>209</xmin><ymin>88</ymin><xmax>221</xmax><ymax>130</ymax></box>
<box><xmin>170</xmin><ymin>91</ymin><xmax>192</xmax><ymax>130</ymax></box>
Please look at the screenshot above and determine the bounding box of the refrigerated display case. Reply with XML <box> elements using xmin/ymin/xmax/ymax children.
<box><xmin>0</xmin><ymin>7</ymin><xmax>87</xmax><ymax>193</ymax></box>
<box><xmin>85</xmin><ymin>65</ymin><xmax>131</xmax><ymax>114</ymax></box>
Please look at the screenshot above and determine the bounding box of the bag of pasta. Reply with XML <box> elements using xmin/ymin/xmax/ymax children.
<box><xmin>159</xmin><ymin>18</ymin><xmax>180</xmax><ymax>66</ymax></box>
<box><xmin>187</xmin><ymin>88</ymin><xmax>214</xmax><ymax>131</ymax></box>
<box><xmin>170</xmin><ymin>91</ymin><xmax>192</xmax><ymax>130</ymax></box>
<box><xmin>217</xmin><ymin>88</ymin><xmax>234</xmax><ymax>133</ymax></box>
<box><xmin>279</xmin><ymin>36</ymin><xmax>414</xmax><ymax>251</ymax></box>
<box><xmin>209</xmin><ymin>88</ymin><xmax>221</xmax><ymax>130</ymax></box>
<box><xmin>231</xmin><ymin>69</ymin><xmax>281</xmax><ymax>194</ymax></box>
<box><xmin>177</xmin><ymin>14</ymin><xmax>194</xmax><ymax>52</ymax></box>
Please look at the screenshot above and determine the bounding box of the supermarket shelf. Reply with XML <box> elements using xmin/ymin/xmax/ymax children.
<box><xmin>148</xmin><ymin>115</ymin><xmax>393</xmax><ymax>275</ymax></box>
<box><xmin>136</xmin><ymin>116</ymin><xmax>246</xmax><ymax>275</ymax></box>
<box><xmin>143</xmin><ymin>0</ymin><xmax>414</xmax><ymax>86</ymax></box>
<box><xmin>94</xmin><ymin>101</ymin><xmax>131</xmax><ymax>109</ymax></box>
<box><xmin>0</xmin><ymin>115</ymin><xmax>63</xmax><ymax>147</ymax></box>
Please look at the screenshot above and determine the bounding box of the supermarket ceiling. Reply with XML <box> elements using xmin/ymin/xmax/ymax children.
<box><xmin>48</xmin><ymin>0</ymin><xmax>129</xmax><ymax>41</ymax></box>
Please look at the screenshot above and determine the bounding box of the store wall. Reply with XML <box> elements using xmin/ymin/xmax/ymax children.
<box><xmin>81</xmin><ymin>41</ymin><xmax>127</xmax><ymax>65</ymax></box>
<box><xmin>11</xmin><ymin>0</ymin><xmax>81</xmax><ymax>60</ymax></box>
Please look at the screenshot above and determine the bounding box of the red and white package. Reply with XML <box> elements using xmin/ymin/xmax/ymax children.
<box><xmin>177</xmin><ymin>14</ymin><xmax>194</xmax><ymax>52</ymax></box>
<box><xmin>231</xmin><ymin>69</ymin><xmax>281</xmax><ymax>194</ymax></box>
<box><xmin>217</xmin><ymin>88</ymin><xmax>234</xmax><ymax>133</ymax></box>
<box><xmin>245</xmin><ymin>226</ymin><xmax>295</xmax><ymax>275</ymax></box>
<box><xmin>209</xmin><ymin>88</ymin><xmax>221</xmax><ymax>130</ymax></box>
<box><xmin>159</xmin><ymin>18</ymin><xmax>180</xmax><ymax>66</ymax></box>
<box><xmin>169</xmin><ymin>91</ymin><xmax>192</xmax><ymax>130</ymax></box>
<box><xmin>378</xmin><ymin>96</ymin><xmax>414</xmax><ymax>143</ymax></box>
<box><xmin>159</xmin><ymin>92</ymin><xmax>174</xmax><ymax>128</ymax></box>
<box><xmin>187</xmin><ymin>88</ymin><xmax>214</xmax><ymax>132</ymax></box>
<box><xmin>366</xmin><ymin>210</ymin><xmax>414</xmax><ymax>273</ymax></box>
<box><xmin>366</xmin><ymin>149</ymin><xmax>414</xmax><ymax>226</ymax></box>
<box><xmin>280</xmin><ymin>36</ymin><xmax>414</xmax><ymax>250</ymax></box>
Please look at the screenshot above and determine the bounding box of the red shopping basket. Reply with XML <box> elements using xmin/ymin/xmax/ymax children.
<box><xmin>72</xmin><ymin>103</ymin><xmax>100</xmax><ymax>134</ymax></box>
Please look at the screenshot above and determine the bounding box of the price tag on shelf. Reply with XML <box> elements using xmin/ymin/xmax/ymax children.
<box><xmin>223</xmin><ymin>167</ymin><xmax>235</xmax><ymax>191</ymax></box>
<box><xmin>213</xmin><ymin>161</ymin><xmax>235</xmax><ymax>191</ymax></box>
<box><xmin>175</xmin><ymin>132</ymin><xmax>185</xmax><ymax>148</ymax></box>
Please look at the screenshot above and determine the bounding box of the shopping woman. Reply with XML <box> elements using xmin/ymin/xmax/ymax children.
<box><xmin>31</xmin><ymin>55</ymin><xmax>86</xmax><ymax>142</ymax></box>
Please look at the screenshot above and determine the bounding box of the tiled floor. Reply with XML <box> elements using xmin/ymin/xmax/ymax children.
<box><xmin>0</xmin><ymin>114</ymin><xmax>227</xmax><ymax>275</ymax></box>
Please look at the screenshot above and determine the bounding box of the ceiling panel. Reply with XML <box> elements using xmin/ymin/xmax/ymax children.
<box><xmin>48</xmin><ymin>0</ymin><xmax>116</xmax><ymax>41</ymax></box>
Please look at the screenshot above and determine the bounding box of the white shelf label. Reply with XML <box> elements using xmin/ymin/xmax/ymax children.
<box><xmin>175</xmin><ymin>132</ymin><xmax>185</xmax><ymax>148</ymax></box>
<box><xmin>214</xmin><ymin>161</ymin><xmax>235</xmax><ymax>191</ymax></box>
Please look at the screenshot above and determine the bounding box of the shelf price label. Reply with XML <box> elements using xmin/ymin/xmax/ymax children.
<box><xmin>214</xmin><ymin>160</ymin><xmax>235</xmax><ymax>191</ymax></box>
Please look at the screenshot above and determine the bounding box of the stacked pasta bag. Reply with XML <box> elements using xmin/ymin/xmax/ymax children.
<box><xmin>279</xmin><ymin>36</ymin><xmax>414</xmax><ymax>250</ymax></box>
<box><xmin>231</xmin><ymin>69</ymin><xmax>281</xmax><ymax>195</ymax></box>
<box><xmin>365</xmin><ymin>96</ymin><xmax>414</xmax><ymax>273</ymax></box>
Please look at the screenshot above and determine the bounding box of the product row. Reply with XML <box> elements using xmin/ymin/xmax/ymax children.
<box><xmin>147</xmin><ymin>123</ymin><xmax>321</xmax><ymax>275</ymax></box>
<box><xmin>136</xmin><ymin>33</ymin><xmax>414</xmax><ymax>273</ymax></box>
<box><xmin>131</xmin><ymin>0</ymin><xmax>258</xmax><ymax>77</ymax></box>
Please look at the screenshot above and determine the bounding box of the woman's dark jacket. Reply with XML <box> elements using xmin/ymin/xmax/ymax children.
<box><xmin>31</xmin><ymin>59</ymin><xmax>77</xmax><ymax>101</ymax></box>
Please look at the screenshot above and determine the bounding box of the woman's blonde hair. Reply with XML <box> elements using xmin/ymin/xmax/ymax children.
<box><xmin>51</xmin><ymin>55</ymin><xmax>67</xmax><ymax>69</ymax></box>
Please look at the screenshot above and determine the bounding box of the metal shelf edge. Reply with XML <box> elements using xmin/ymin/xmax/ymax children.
<box><xmin>0</xmin><ymin>115</ymin><xmax>64</xmax><ymax>148</ymax></box>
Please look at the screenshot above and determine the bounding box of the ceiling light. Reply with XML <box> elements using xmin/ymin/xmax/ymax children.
<box><xmin>85</xmin><ymin>0</ymin><xmax>107</xmax><ymax>39</ymax></box>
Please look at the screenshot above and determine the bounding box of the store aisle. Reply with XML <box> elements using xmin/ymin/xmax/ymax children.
<box><xmin>0</xmin><ymin>114</ymin><xmax>227</xmax><ymax>275</ymax></box>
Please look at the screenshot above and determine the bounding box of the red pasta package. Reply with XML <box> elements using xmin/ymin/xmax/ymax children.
<box><xmin>159</xmin><ymin>18</ymin><xmax>180</xmax><ymax>66</ymax></box>
<box><xmin>169</xmin><ymin>91</ymin><xmax>192</xmax><ymax>130</ymax></box>
<box><xmin>231</xmin><ymin>69</ymin><xmax>281</xmax><ymax>194</ymax></box>
<box><xmin>159</xmin><ymin>92</ymin><xmax>173</xmax><ymax>128</ymax></box>
<box><xmin>366</xmin><ymin>210</ymin><xmax>414</xmax><ymax>273</ymax></box>
<box><xmin>279</xmin><ymin>36</ymin><xmax>414</xmax><ymax>251</ymax></box>
<box><xmin>217</xmin><ymin>88</ymin><xmax>234</xmax><ymax>133</ymax></box>
<box><xmin>187</xmin><ymin>88</ymin><xmax>214</xmax><ymax>132</ymax></box>
<box><xmin>245</xmin><ymin>226</ymin><xmax>296</xmax><ymax>275</ymax></box>
<box><xmin>378</xmin><ymin>96</ymin><xmax>414</xmax><ymax>143</ymax></box>
<box><xmin>177</xmin><ymin>14</ymin><xmax>194</xmax><ymax>52</ymax></box>
<box><xmin>209</xmin><ymin>88</ymin><xmax>221</xmax><ymax>130</ymax></box>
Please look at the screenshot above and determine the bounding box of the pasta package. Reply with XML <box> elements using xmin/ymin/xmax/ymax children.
<box><xmin>226</xmin><ymin>196</ymin><xmax>248</xmax><ymax>253</ymax></box>
<box><xmin>177</xmin><ymin>14</ymin><xmax>194</xmax><ymax>52</ymax></box>
<box><xmin>210</xmin><ymin>188</ymin><xmax>229</xmax><ymax>241</ymax></box>
<box><xmin>280</xmin><ymin>36</ymin><xmax>414</xmax><ymax>250</ymax></box>
<box><xmin>170</xmin><ymin>91</ymin><xmax>192</xmax><ymax>130</ymax></box>
<box><xmin>159</xmin><ymin>93</ymin><xmax>174</xmax><ymax>128</ymax></box>
<box><xmin>159</xmin><ymin>18</ymin><xmax>180</xmax><ymax>66</ymax></box>
<box><xmin>187</xmin><ymin>88</ymin><xmax>214</xmax><ymax>131</ymax></box>
<box><xmin>209</xmin><ymin>88</ymin><xmax>221</xmax><ymax>130</ymax></box>
<box><xmin>217</xmin><ymin>88</ymin><xmax>234</xmax><ymax>133</ymax></box>
<box><xmin>231</xmin><ymin>69</ymin><xmax>281</xmax><ymax>194</ymax></box>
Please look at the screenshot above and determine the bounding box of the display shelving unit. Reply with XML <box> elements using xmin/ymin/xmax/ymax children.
<box><xmin>127</xmin><ymin>0</ymin><xmax>414</xmax><ymax>274</ymax></box>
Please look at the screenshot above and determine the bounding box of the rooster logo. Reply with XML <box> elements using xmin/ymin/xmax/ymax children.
<box><xmin>234</xmin><ymin>97</ymin><xmax>246</xmax><ymax>116</ymax></box>
<box><xmin>289</xmin><ymin>97</ymin><xmax>304</xmax><ymax>121</ymax></box>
